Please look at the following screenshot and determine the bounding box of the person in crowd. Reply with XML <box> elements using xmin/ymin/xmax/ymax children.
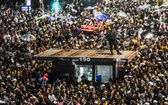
<box><xmin>106</xmin><ymin>27</ymin><xmax>122</xmax><ymax>55</ymax></box>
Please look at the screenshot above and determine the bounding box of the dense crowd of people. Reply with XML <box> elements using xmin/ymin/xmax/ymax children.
<box><xmin>0</xmin><ymin>0</ymin><xmax>168</xmax><ymax>105</ymax></box>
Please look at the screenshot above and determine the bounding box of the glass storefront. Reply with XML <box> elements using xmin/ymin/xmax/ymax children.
<box><xmin>75</xmin><ymin>65</ymin><xmax>92</xmax><ymax>82</ymax></box>
<box><xmin>95</xmin><ymin>65</ymin><xmax>113</xmax><ymax>83</ymax></box>
<box><xmin>75</xmin><ymin>65</ymin><xmax>113</xmax><ymax>83</ymax></box>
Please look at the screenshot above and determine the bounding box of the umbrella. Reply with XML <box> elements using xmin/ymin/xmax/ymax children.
<box><xmin>93</xmin><ymin>5</ymin><xmax>101</xmax><ymax>9</ymax></box>
<box><xmin>47</xmin><ymin>16</ymin><xmax>55</xmax><ymax>21</ymax></box>
<box><xmin>158</xmin><ymin>74</ymin><xmax>165</xmax><ymax>77</ymax></box>
<box><xmin>37</xmin><ymin>14</ymin><xmax>50</xmax><ymax>20</ymax></box>
<box><xmin>72</xmin><ymin>8</ymin><xmax>78</xmax><ymax>13</ymax></box>
<box><xmin>139</xmin><ymin>45</ymin><xmax>150</xmax><ymax>52</ymax></box>
<box><xmin>81</xmin><ymin>25</ymin><xmax>98</xmax><ymax>32</ymax></box>
<box><xmin>69</xmin><ymin>15</ymin><xmax>75</xmax><ymax>19</ymax></box>
<box><xmin>113</xmin><ymin>10</ymin><xmax>118</xmax><ymax>14</ymax></box>
<box><xmin>5</xmin><ymin>51</ymin><xmax>14</xmax><ymax>57</ymax></box>
<box><xmin>81</xmin><ymin>25</ymin><xmax>97</xmax><ymax>29</ymax></box>
<box><xmin>144</xmin><ymin>32</ymin><xmax>154</xmax><ymax>38</ymax></box>
<box><xmin>160</xmin><ymin>2</ymin><xmax>168</xmax><ymax>8</ymax></box>
<box><xmin>84</xmin><ymin>6</ymin><xmax>94</xmax><ymax>10</ymax></box>
<box><xmin>154</xmin><ymin>9</ymin><xmax>162</xmax><ymax>13</ymax></box>
<box><xmin>86</xmin><ymin>15</ymin><xmax>91</xmax><ymax>19</ymax></box>
<box><xmin>141</xmin><ymin>31</ymin><xmax>155</xmax><ymax>39</ymax></box>
<box><xmin>37</xmin><ymin>16</ymin><xmax>46</xmax><ymax>20</ymax></box>
<box><xmin>81</xmin><ymin>29</ymin><xmax>94</xmax><ymax>32</ymax></box>
<box><xmin>21</xmin><ymin>34</ymin><xmax>36</xmax><ymax>41</ymax></box>
<box><xmin>95</xmin><ymin>13</ymin><xmax>110</xmax><ymax>21</ymax></box>
<box><xmin>24</xmin><ymin>53</ymin><xmax>32</xmax><ymax>60</ymax></box>
<box><xmin>138</xmin><ymin>5</ymin><xmax>150</xmax><ymax>10</ymax></box>
<box><xmin>117</xmin><ymin>11</ymin><xmax>127</xmax><ymax>17</ymax></box>
<box><xmin>106</xmin><ymin>19</ymin><xmax>113</xmax><ymax>25</ymax></box>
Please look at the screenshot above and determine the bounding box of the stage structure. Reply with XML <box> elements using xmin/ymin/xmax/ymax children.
<box><xmin>33</xmin><ymin>49</ymin><xmax>138</xmax><ymax>83</ymax></box>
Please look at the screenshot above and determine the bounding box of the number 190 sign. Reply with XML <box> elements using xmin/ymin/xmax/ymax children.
<box><xmin>79</xmin><ymin>57</ymin><xmax>90</xmax><ymax>62</ymax></box>
<box><xmin>26</xmin><ymin>0</ymin><xmax>31</xmax><ymax>6</ymax></box>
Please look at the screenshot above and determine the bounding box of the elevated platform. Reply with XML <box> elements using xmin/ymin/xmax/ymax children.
<box><xmin>33</xmin><ymin>49</ymin><xmax>138</xmax><ymax>63</ymax></box>
<box><xmin>33</xmin><ymin>49</ymin><xmax>138</xmax><ymax>82</ymax></box>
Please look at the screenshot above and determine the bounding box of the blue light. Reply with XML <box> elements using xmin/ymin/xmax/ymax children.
<box><xmin>87</xmin><ymin>6</ymin><xmax>92</xmax><ymax>9</ymax></box>
<box><xmin>52</xmin><ymin>1</ymin><xmax>61</xmax><ymax>10</ymax></box>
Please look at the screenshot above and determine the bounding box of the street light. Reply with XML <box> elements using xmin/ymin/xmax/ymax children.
<box><xmin>39</xmin><ymin>0</ymin><xmax>44</xmax><ymax>15</ymax></box>
<box><xmin>54</xmin><ymin>0</ymin><xmax>59</xmax><ymax>19</ymax></box>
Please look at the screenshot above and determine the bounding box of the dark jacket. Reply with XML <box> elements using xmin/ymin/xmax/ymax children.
<box><xmin>106</xmin><ymin>30</ymin><xmax>117</xmax><ymax>40</ymax></box>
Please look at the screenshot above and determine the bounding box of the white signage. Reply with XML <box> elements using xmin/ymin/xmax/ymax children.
<box><xmin>26</xmin><ymin>0</ymin><xmax>31</xmax><ymax>6</ymax></box>
<box><xmin>79</xmin><ymin>57</ymin><xmax>90</xmax><ymax>62</ymax></box>
<box><xmin>21</xmin><ymin>6</ymin><xmax>31</xmax><ymax>11</ymax></box>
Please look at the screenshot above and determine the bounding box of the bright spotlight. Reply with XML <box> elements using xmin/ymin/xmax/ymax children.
<box><xmin>52</xmin><ymin>1</ymin><xmax>60</xmax><ymax>10</ymax></box>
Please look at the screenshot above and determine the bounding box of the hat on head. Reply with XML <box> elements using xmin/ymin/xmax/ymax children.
<box><xmin>94</xmin><ymin>100</ymin><xmax>98</xmax><ymax>104</ymax></box>
<box><xmin>102</xmin><ymin>97</ymin><xmax>106</xmax><ymax>101</ymax></box>
<box><xmin>153</xmin><ymin>100</ymin><xmax>157</xmax><ymax>104</ymax></box>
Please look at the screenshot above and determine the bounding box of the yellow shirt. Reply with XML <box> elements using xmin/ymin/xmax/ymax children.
<box><xmin>99</xmin><ymin>101</ymin><xmax>108</xmax><ymax>105</ymax></box>
<box><xmin>140</xmin><ymin>45</ymin><xmax>147</xmax><ymax>48</ymax></box>
<box><xmin>132</xmin><ymin>38</ymin><xmax>137</xmax><ymax>43</ymax></box>
<box><xmin>130</xmin><ymin>18</ymin><xmax>134</xmax><ymax>23</ymax></box>
<box><xmin>108</xmin><ymin>26</ymin><xmax>111</xmax><ymax>30</ymax></box>
<box><xmin>139</xmin><ymin>19</ymin><xmax>143</xmax><ymax>23</ymax></box>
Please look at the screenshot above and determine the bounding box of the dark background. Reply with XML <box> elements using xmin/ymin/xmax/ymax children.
<box><xmin>0</xmin><ymin>0</ymin><xmax>98</xmax><ymax>9</ymax></box>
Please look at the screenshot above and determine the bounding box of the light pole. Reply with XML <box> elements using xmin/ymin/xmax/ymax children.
<box><xmin>39</xmin><ymin>0</ymin><xmax>44</xmax><ymax>15</ymax></box>
<box><xmin>54</xmin><ymin>0</ymin><xmax>59</xmax><ymax>20</ymax></box>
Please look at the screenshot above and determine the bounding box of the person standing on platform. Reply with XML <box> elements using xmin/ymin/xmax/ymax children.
<box><xmin>106</xmin><ymin>27</ymin><xmax>122</xmax><ymax>55</ymax></box>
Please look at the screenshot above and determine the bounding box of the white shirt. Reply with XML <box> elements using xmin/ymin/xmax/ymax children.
<box><xmin>48</xmin><ymin>94</ymin><xmax>57</xmax><ymax>102</ymax></box>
